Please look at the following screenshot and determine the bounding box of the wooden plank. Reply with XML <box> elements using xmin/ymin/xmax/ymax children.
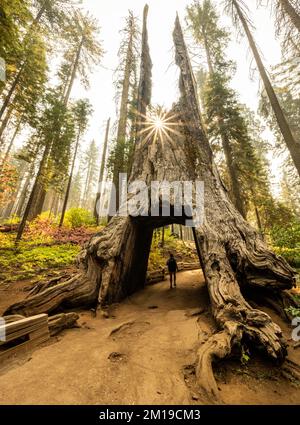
<box><xmin>0</xmin><ymin>314</ymin><xmax>48</xmax><ymax>336</ymax></box>
<box><xmin>0</xmin><ymin>322</ymin><xmax>49</xmax><ymax>346</ymax></box>
<box><xmin>29</xmin><ymin>327</ymin><xmax>49</xmax><ymax>340</ymax></box>
<box><xmin>0</xmin><ymin>332</ymin><xmax>50</xmax><ymax>362</ymax></box>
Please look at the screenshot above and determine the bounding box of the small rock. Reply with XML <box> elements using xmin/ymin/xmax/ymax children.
<box><xmin>148</xmin><ymin>305</ymin><xmax>158</xmax><ymax>309</ymax></box>
<box><xmin>108</xmin><ymin>352</ymin><xmax>125</xmax><ymax>362</ymax></box>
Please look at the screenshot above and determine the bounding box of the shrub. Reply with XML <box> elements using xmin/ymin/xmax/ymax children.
<box><xmin>27</xmin><ymin>213</ymin><xmax>55</xmax><ymax>244</ymax></box>
<box><xmin>273</xmin><ymin>247</ymin><xmax>300</xmax><ymax>268</ymax></box>
<box><xmin>271</xmin><ymin>220</ymin><xmax>300</xmax><ymax>249</ymax></box>
<box><xmin>0</xmin><ymin>233</ymin><xmax>80</xmax><ymax>283</ymax></box>
<box><xmin>63</xmin><ymin>208</ymin><xmax>96</xmax><ymax>229</ymax></box>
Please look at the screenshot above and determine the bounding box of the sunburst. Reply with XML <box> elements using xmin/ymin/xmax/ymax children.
<box><xmin>134</xmin><ymin>107</ymin><xmax>183</xmax><ymax>147</ymax></box>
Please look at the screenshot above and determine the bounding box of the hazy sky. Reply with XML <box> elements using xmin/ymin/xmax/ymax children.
<box><xmin>73</xmin><ymin>0</ymin><xmax>281</xmax><ymax>140</ymax></box>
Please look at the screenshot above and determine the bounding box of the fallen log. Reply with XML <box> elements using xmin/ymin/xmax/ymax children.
<box><xmin>48</xmin><ymin>313</ymin><xmax>80</xmax><ymax>336</ymax></box>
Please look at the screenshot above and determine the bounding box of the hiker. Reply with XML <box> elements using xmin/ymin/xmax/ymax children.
<box><xmin>166</xmin><ymin>253</ymin><xmax>179</xmax><ymax>289</ymax></box>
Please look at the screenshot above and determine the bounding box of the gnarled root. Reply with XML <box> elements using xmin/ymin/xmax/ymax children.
<box><xmin>4</xmin><ymin>272</ymin><xmax>98</xmax><ymax>316</ymax></box>
<box><xmin>196</xmin><ymin>328</ymin><xmax>235</xmax><ymax>402</ymax></box>
<box><xmin>4</xmin><ymin>215</ymin><xmax>152</xmax><ymax>317</ymax></box>
<box><xmin>195</xmin><ymin>310</ymin><xmax>286</xmax><ymax>402</ymax></box>
<box><xmin>195</xmin><ymin>231</ymin><xmax>290</xmax><ymax>402</ymax></box>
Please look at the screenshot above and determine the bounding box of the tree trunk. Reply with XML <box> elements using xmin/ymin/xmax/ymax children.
<box><xmin>16</xmin><ymin>143</ymin><xmax>50</xmax><ymax>242</ymax></box>
<box><xmin>15</xmin><ymin>160</ymin><xmax>35</xmax><ymax>217</ymax></box>
<box><xmin>110</xmin><ymin>15</ymin><xmax>138</xmax><ymax>215</ymax></box>
<box><xmin>5</xmin><ymin>12</ymin><xmax>297</xmax><ymax>403</ymax></box>
<box><xmin>82</xmin><ymin>152</ymin><xmax>92</xmax><ymax>209</ymax></box>
<box><xmin>0</xmin><ymin>3</ymin><xmax>46</xmax><ymax>123</ymax></box>
<box><xmin>23</xmin><ymin>33</ymin><xmax>83</xmax><ymax>223</ymax></box>
<box><xmin>279</xmin><ymin>0</ymin><xmax>300</xmax><ymax>32</ymax></box>
<box><xmin>0</xmin><ymin>105</ymin><xmax>14</xmax><ymax>147</ymax></box>
<box><xmin>0</xmin><ymin>119</ymin><xmax>21</xmax><ymax>172</ymax></box>
<box><xmin>220</xmin><ymin>127</ymin><xmax>246</xmax><ymax>217</ymax></box>
<box><xmin>134</xmin><ymin>4</ymin><xmax>152</xmax><ymax>140</ymax></box>
<box><xmin>233</xmin><ymin>0</ymin><xmax>300</xmax><ymax>177</ymax></box>
<box><xmin>94</xmin><ymin>118</ymin><xmax>110</xmax><ymax>225</ymax></box>
<box><xmin>59</xmin><ymin>128</ymin><xmax>82</xmax><ymax>227</ymax></box>
<box><xmin>0</xmin><ymin>66</ymin><xmax>24</xmax><ymax>122</ymax></box>
<box><xmin>63</xmin><ymin>35</ymin><xmax>84</xmax><ymax>106</ymax></box>
<box><xmin>27</xmin><ymin>183</ymin><xmax>46</xmax><ymax>221</ymax></box>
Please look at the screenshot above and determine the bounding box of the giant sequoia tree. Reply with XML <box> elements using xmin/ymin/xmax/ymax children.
<box><xmin>5</xmin><ymin>10</ymin><xmax>298</xmax><ymax>402</ymax></box>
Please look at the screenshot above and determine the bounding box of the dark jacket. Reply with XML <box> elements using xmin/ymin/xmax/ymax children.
<box><xmin>167</xmin><ymin>257</ymin><xmax>178</xmax><ymax>272</ymax></box>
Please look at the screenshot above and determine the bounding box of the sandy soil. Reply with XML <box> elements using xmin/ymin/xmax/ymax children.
<box><xmin>0</xmin><ymin>270</ymin><xmax>299</xmax><ymax>405</ymax></box>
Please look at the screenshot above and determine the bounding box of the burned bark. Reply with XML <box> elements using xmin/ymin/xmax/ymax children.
<box><xmin>5</xmin><ymin>11</ymin><xmax>298</xmax><ymax>402</ymax></box>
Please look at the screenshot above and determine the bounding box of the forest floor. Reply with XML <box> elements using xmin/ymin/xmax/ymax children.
<box><xmin>0</xmin><ymin>269</ymin><xmax>300</xmax><ymax>405</ymax></box>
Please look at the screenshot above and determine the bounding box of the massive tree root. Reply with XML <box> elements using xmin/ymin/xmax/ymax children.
<box><xmin>5</xmin><ymin>216</ymin><xmax>153</xmax><ymax>316</ymax></box>
<box><xmin>4</xmin><ymin>12</ymin><xmax>298</xmax><ymax>401</ymax></box>
<box><xmin>195</xmin><ymin>229</ymin><xmax>291</xmax><ymax>401</ymax></box>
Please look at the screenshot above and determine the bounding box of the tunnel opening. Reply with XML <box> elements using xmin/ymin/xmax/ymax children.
<box><xmin>116</xmin><ymin>202</ymin><xmax>205</xmax><ymax>301</ymax></box>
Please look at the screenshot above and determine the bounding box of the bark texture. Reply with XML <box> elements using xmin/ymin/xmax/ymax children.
<box><xmin>5</xmin><ymin>12</ymin><xmax>298</xmax><ymax>401</ymax></box>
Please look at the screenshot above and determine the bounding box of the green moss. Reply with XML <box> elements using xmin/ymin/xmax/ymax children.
<box><xmin>0</xmin><ymin>235</ymin><xmax>80</xmax><ymax>283</ymax></box>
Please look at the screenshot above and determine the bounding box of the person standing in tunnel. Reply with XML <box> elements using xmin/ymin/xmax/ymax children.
<box><xmin>167</xmin><ymin>253</ymin><xmax>179</xmax><ymax>289</ymax></box>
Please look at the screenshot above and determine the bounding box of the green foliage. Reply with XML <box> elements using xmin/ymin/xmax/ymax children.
<box><xmin>187</xmin><ymin>0</ymin><xmax>273</xmax><ymax>220</ymax></box>
<box><xmin>81</xmin><ymin>140</ymin><xmax>99</xmax><ymax>210</ymax></box>
<box><xmin>240</xmin><ymin>345</ymin><xmax>251</xmax><ymax>366</ymax></box>
<box><xmin>273</xmin><ymin>247</ymin><xmax>300</xmax><ymax>268</ymax></box>
<box><xmin>148</xmin><ymin>227</ymin><xmax>198</xmax><ymax>271</ymax></box>
<box><xmin>108</xmin><ymin>11</ymin><xmax>140</xmax><ymax>185</ymax></box>
<box><xmin>271</xmin><ymin>216</ymin><xmax>300</xmax><ymax>267</ymax></box>
<box><xmin>12</xmin><ymin>33</ymin><xmax>48</xmax><ymax>125</ymax></box>
<box><xmin>285</xmin><ymin>305</ymin><xmax>300</xmax><ymax>318</ymax></box>
<box><xmin>72</xmin><ymin>99</ymin><xmax>93</xmax><ymax>135</ymax></box>
<box><xmin>2</xmin><ymin>214</ymin><xmax>20</xmax><ymax>225</ymax></box>
<box><xmin>63</xmin><ymin>207</ymin><xmax>95</xmax><ymax>228</ymax></box>
<box><xmin>0</xmin><ymin>0</ymin><xmax>32</xmax><ymax>87</ymax></box>
<box><xmin>57</xmin><ymin>9</ymin><xmax>103</xmax><ymax>95</ymax></box>
<box><xmin>0</xmin><ymin>161</ymin><xmax>18</xmax><ymax>207</ymax></box>
<box><xmin>260</xmin><ymin>85</ymin><xmax>300</xmax><ymax>216</ymax></box>
<box><xmin>0</xmin><ymin>233</ymin><xmax>80</xmax><ymax>283</ymax></box>
<box><xmin>26</xmin><ymin>90</ymin><xmax>76</xmax><ymax>194</ymax></box>
<box><xmin>271</xmin><ymin>220</ymin><xmax>300</xmax><ymax>248</ymax></box>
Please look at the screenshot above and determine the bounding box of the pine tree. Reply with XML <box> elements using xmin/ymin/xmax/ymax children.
<box><xmin>0</xmin><ymin>0</ymin><xmax>78</xmax><ymax>121</ymax></box>
<box><xmin>224</xmin><ymin>0</ymin><xmax>300</xmax><ymax>177</ymax></box>
<box><xmin>59</xmin><ymin>99</ymin><xmax>93</xmax><ymax>226</ymax></box>
<box><xmin>94</xmin><ymin>118</ymin><xmax>111</xmax><ymax>225</ymax></box>
<box><xmin>57</xmin><ymin>10</ymin><xmax>103</xmax><ymax>105</ymax></box>
<box><xmin>81</xmin><ymin>140</ymin><xmax>98</xmax><ymax>211</ymax></box>
<box><xmin>187</xmin><ymin>0</ymin><xmax>270</xmax><ymax>222</ymax></box>
<box><xmin>16</xmin><ymin>91</ymin><xmax>75</xmax><ymax>242</ymax></box>
<box><xmin>109</xmin><ymin>11</ymin><xmax>140</xmax><ymax>211</ymax></box>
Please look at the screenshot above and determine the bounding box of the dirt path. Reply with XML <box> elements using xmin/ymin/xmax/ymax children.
<box><xmin>0</xmin><ymin>270</ymin><xmax>299</xmax><ymax>405</ymax></box>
